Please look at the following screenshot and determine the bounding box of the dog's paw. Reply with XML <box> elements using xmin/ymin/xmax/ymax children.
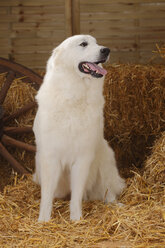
<box><xmin>70</xmin><ymin>200</ymin><xmax>83</xmax><ymax>221</ymax></box>
<box><xmin>106</xmin><ymin>201</ymin><xmax>125</xmax><ymax>208</ymax></box>
<box><xmin>38</xmin><ymin>213</ymin><xmax>51</xmax><ymax>223</ymax></box>
<box><xmin>38</xmin><ymin>205</ymin><xmax>52</xmax><ymax>222</ymax></box>
<box><xmin>70</xmin><ymin>207</ymin><xmax>82</xmax><ymax>221</ymax></box>
<box><xmin>104</xmin><ymin>191</ymin><xmax>116</xmax><ymax>204</ymax></box>
<box><xmin>116</xmin><ymin>202</ymin><xmax>125</xmax><ymax>207</ymax></box>
<box><xmin>70</xmin><ymin>212</ymin><xmax>82</xmax><ymax>221</ymax></box>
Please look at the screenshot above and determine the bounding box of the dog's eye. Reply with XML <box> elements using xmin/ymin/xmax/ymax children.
<box><xmin>80</xmin><ymin>42</ymin><xmax>88</xmax><ymax>47</ymax></box>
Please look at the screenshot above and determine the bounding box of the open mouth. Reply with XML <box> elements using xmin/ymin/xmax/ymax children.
<box><xmin>78</xmin><ymin>60</ymin><xmax>107</xmax><ymax>78</ymax></box>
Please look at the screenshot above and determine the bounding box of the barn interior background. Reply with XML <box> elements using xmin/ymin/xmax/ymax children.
<box><xmin>0</xmin><ymin>0</ymin><xmax>165</xmax><ymax>247</ymax></box>
<box><xmin>0</xmin><ymin>0</ymin><xmax>165</xmax><ymax>68</ymax></box>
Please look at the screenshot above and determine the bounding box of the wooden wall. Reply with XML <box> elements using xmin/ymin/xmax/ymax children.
<box><xmin>0</xmin><ymin>0</ymin><xmax>165</xmax><ymax>68</ymax></box>
<box><xmin>0</xmin><ymin>0</ymin><xmax>72</xmax><ymax>68</ymax></box>
<box><xmin>79</xmin><ymin>0</ymin><xmax>165</xmax><ymax>64</ymax></box>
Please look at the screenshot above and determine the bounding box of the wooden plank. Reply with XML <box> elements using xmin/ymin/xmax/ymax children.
<box><xmin>82</xmin><ymin>32</ymin><xmax>139</xmax><ymax>39</ymax></box>
<box><xmin>96</xmin><ymin>39</ymin><xmax>138</xmax><ymax>51</ymax></box>
<box><xmin>37</xmin><ymin>22</ymin><xmax>65</xmax><ymax>28</ymax></box>
<box><xmin>15</xmin><ymin>61</ymin><xmax>46</xmax><ymax>69</ymax></box>
<box><xmin>109</xmin><ymin>51</ymin><xmax>139</xmax><ymax>64</ymax></box>
<box><xmin>12</xmin><ymin>22</ymin><xmax>37</xmax><ymax>30</ymax></box>
<box><xmin>0</xmin><ymin>14</ymin><xmax>64</xmax><ymax>23</ymax></box>
<box><xmin>0</xmin><ymin>14</ymin><xmax>19</xmax><ymax>22</ymax></box>
<box><xmin>80</xmin><ymin>0</ymin><xmax>139</xmax><ymax>4</ymax></box>
<box><xmin>12</xmin><ymin>5</ymin><xmax>64</xmax><ymax>14</ymax></box>
<box><xmin>139</xmin><ymin>33</ymin><xmax>165</xmax><ymax>40</ymax></box>
<box><xmin>0</xmin><ymin>54</ymin><xmax>9</xmax><ymax>59</ymax></box>
<box><xmin>13</xmin><ymin>38</ymin><xmax>63</xmax><ymax>46</ymax></box>
<box><xmin>96</xmin><ymin>37</ymin><xmax>136</xmax><ymax>44</ymax></box>
<box><xmin>80</xmin><ymin>6</ymin><xmax>165</xmax><ymax>18</ymax></box>
<box><xmin>12</xmin><ymin>21</ymin><xmax>64</xmax><ymax>30</ymax></box>
<box><xmin>0</xmin><ymin>48</ymin><xmax>10</xmax><ymax>54</ymax></box>
<box><xmin>0</xmin><ymin>0</ymin><xmax>21</xmax><ymax>7</ymax></box>
<box><xmin>138</xmin><ymin>43</ymin><xmax>157</xmax><ymax>51</ymax></box>
<box><xmin>139</xmin><ymin>3</ymin><xmax>165</xmax><ymax>12</ymax></box>
<box><xmin>0</xmin><ymin>0</ymin><xmax>64</xmax><ymax>7</ymax></box>
<box><xmin>97</xmin><ymin>40</ymin><xmax>137</xmax><ymax>48</ymax></box>
<box><xmin>21</xmin><ymin>0</ymin><xmax>64</xmax><ymax>6</ymax></box>
<box><xmin>81</xmin><ymin>23</ymin><xmax>134</xmax><ymax>33</ymax></box>
<box><xmin>0</xmin><ymin>7</ymin><xmax>9</xmax><ymax>14</ymax></box>
<box><xmin>14</xmin><ymin>45</ymin><xmax>55</xmax><ymax>53</ymax></box>
<box><xmin>80</xmin><ymin>11</ymin><xmax>165</xmax><ymax>20</ymax></box>
<box><xmin>100</xmin><ymin>42</ymin><xmax>164</xmax><ymax>53</ymax></box>
<box><xmin>80</xmin><ymin>0</ymin><xmax>165</xmax><ymax>4</ymax></box>
<box><xmin>0</xmin><ymin>23</ymin><xmax>10</xmax><ymax>30</ymax></box>
<box><xmin>1</xmin><ymin>0</ymin><xmax>164</xmax><ymax>7</ymax></box>
<box><xmin>36</xmin><ymin>24</ymin><xmax>65</xmax><ymax>31</ymax></box>
<box><xmin>14</xmin><ymin>53</ymin><xmax>49</xmax><ymax>61</ymax></box>
<box><xmin>13</xmin><ymin>53</ymin><xmax>50</xmax><ymax>68</ymax></box>
<box><xmin>80</xmin><ymin>3</ymin><xmax>137</xmax><ymax>13</ymax></box>
<box><xmin>0</xmin><ymin>38</ymin><xmax>10</xmax><ymax>46</ymax></box>
<box><xmin>65</xmin><ymin>0</ymin><xmax>72</xmax><ymax>37</ymax></box>
<box><xmin>80</xmin><ymin>20</ymin><xmax>135</xmax><ymax>29</ymax></box>
<box><xmin>0</xmin><ymin>30</ymin><xmax>10</xmax><ymax>37</ymax></box>
<box><xmin>139</xmin><ymin>51</ymin><xmax>160</xmax><ymax>64</ymax></box>
<box><xmin>81</xmin><ymin>25</ymin><xmax>165</xmax><ymax>36</ymax></box>
<box><xmin>72</xmin><ymin>0</ymin><xmax>80</xmax><ymax>35</ymax></box>
<box><xmin>36</xmin><ymin>30</ymin><xmax>65</xmax><ymax>39</ymax></box>
<box><xmin>140</xmin><ymin>18</ymin><xmax>165</xmax><ymax>27</ymax></box>
<box><xmin>22</xmin><ymin>14</ymin><xmax>65</xmax><ymax>23</ymax></box>
<box><xmin>11</xmin><ymin>30</ymin><xmax>37</xmax><ymax>38</ymax></box>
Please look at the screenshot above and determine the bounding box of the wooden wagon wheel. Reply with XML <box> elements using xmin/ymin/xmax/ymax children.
<box><xmin>0</xmin><ymin>57</ymin><xmax>43</xmax><ymax>174</ymax></box>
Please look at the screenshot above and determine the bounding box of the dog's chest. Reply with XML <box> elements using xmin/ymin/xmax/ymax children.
<box><xmin>52</xmin><ymin>98</ymin><xmax>103</xmax><ymax>132</ymax></box>
<box><xmin>37</xmin><ymin>80</ymin><xmax>105</xmax><ymax>138</ymax></box>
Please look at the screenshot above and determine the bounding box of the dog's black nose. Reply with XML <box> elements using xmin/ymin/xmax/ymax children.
<box><xmin>100</xmin><ymin>48</ymin><xmax>110</xmax><ymax>56</ymax></box>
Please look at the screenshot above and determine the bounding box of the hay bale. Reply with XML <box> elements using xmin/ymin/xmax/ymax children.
<box><xmin>0</xmin><ymin>73</ymin><xmax>37</xmax><ymax>126</ymax></box>
<box><xmin>1</xmin><ymin>64</ymin><xmax>165</xmax><ymax>182</ymax></box>
<box><xmin>104</xmin><ymin>64</ymin><xmax>165</xmax><ymax>173</ymax></box>
<box><xmin>154</xmin><ymin>44</ymin><xmax>165</xmax><ymax>59</ymax></box>
<box><xmin>0</xmin><ymin>170</ymin><xmax>164</xmax><ymax>247</ymax></box>
<box><xmin>144</xmin><ymin>131</ymin><xmax>165</xmax><ymax>186</ymax></box>
<box><xmin>0</xmin><ymin>66</ymin><xmax>165</xmax><ymax>247</ymax></box>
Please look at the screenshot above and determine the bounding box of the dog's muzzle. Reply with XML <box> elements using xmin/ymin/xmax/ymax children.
<box><xmin>78</xmin><ymin>47</ymin><xmax>110</xmax><ymax>78</ymax></box>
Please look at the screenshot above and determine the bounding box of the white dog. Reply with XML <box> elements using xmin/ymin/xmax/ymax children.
<box><xmin>33</xmin><ymin>35</ymin><xmax>125</xmax><ymax>222</ymax></box>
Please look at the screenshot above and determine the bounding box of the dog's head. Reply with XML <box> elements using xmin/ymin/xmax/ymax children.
<box><xmin>49</xmin><ymin>35</ymin><xmax>110</xmax><ymax>79</ymax></box>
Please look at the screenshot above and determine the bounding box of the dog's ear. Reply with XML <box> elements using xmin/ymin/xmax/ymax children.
<box><xmin>46</xmin><ymin>46</ymin><xmax>61</xmax><ymax>71</ymax></box>
<box><xmin>52</xmin><ymin>46</ymin><xmax>61</xmax><ymax>63</ymax></box>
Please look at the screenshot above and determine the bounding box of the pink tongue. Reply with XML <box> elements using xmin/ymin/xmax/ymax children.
<box><xmin>87</xmin><ymin>62</ymin><xmax>107</xmax><ymax>75</ymax></box>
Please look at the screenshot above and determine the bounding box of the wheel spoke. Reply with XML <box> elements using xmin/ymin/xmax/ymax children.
<box><xmin>3</xmin><ymin>101</ymin><xmax>37</xmax><ymax>123</ymax></box>
<box><xmin>4</xmin><ymin>126</ymin><xmax>33</xmax><ymax>135</ymax></box>
<box><xmin>2</xmin><ymin>134</ymin><xmax>36</xmax><ymax>153</ymax></box>
<box><xmin>0</xmin><ymin>141</ymin><xmax>29</xmax><ymax>174</ymax></box>
<box><xmin>0</xmin><ymin>71</ymin><xmax>15</xmax><ymax>104</ymax></box>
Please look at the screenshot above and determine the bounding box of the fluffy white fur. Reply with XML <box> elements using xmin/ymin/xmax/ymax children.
<box><xmin>33</xmin><ymin>35</ymin><xmax>125</xmax><ymax>222</ymax></box>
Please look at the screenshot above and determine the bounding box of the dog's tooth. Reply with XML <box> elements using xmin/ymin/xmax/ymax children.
<box><xmin>84</xmin><ymin>64</ymin><xmax>89</xmax><ymax>69</ymax></box>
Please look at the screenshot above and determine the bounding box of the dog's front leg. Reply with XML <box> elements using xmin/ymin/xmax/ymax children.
<box><xmin>70</xmin><ymin>156</ymin><xmax>92</xmax><ymax>221</ymax></box>
<box><xmin>38</xmin><ymin>159</ymin><xmax>62</xmax><ymax>222</ymax></box>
